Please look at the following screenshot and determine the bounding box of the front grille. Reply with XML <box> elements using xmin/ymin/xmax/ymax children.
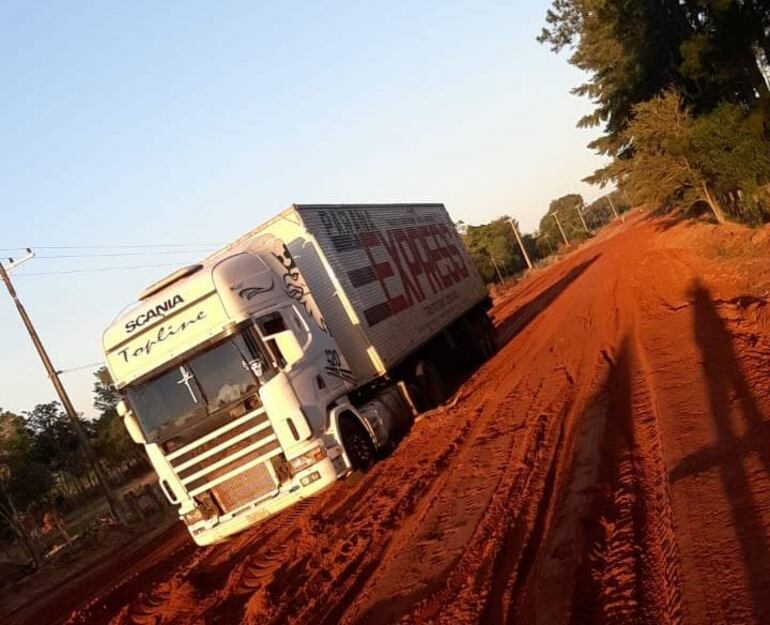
<box><xmin>184</xmin><ymin>439</ymin><xmax>281</xmax><ymax>492</ymax></box>
<box><xmin>171</xmin><ymin>416</ymin><xmax>268</xmax><ymax>468</ymax></box>
<box><xmin>211</xmin><ymin>462</ymin><xmax>278</xmax><ymax>512</ymax></box>
<box><xmin>166</xmin><ymin>408</ymin><xmax>283</xmax><ymax>499</ymax></box>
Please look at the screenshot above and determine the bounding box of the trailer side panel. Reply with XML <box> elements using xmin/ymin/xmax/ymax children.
<box><xmin>295</xmin><ymin>204</ymin><xmax>487</xmax><ymax>378</ymax></box>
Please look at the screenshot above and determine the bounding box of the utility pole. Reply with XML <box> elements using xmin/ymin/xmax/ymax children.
<box><xmin>576</xmin><ymin>205</ymin><xmax>590</xmax><ymax>234</ymax></box>
<box><xmin>607</xmin><ymin>194</ymin><xmax>624</xmax><ymax>223</ymax></box>
<box><xmin>507</xmin><ymin>218</ymin><xmax>533</xmax><ymax>270</ymax></box>
<box><xmin>0</xmin><ymin>251</ymin><xmax>127</xmax><ymax>524</ymax></box>
<box><xmin>552</xmin><ymin>213</ymin><xmax>569</xmax><ymax>245</ymax></box>
<box><xmin>488</xmin><ymin>250</ymin><xmax>504</xmax><ymax>284</ymax></box>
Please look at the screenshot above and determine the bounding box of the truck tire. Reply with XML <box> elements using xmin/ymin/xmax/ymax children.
<box><xmin>454</xmin><ymin>311</ymin><xmax>494</xmax><ymax>366</ymax></box>
<box><xmin>477</xmin><ymin>314</ymin><xmax>496</xmax><ymax>359</ymax></box>
<box><xmin>340</xmin><ymin>416</ymin><xmax>376</xmax><ymax>471</ymax></box>
<box><xmin>415</xmin><ymin>359</ymin><xmax>447</xmax><ymax>408</ymax></box>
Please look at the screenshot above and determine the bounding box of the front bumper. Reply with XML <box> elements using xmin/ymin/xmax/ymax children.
<box><xmin>186</xmin><ymin>456</ymin><xmax>339</xmax><ymax>546</ymax></box>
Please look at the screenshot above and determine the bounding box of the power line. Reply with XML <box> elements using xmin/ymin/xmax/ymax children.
<box><xmin>12</xmin><ymin>261</ymin><xmax>193</xmax><ymax>277</ymax></box>
<box><xmin>35</xmin><ymin>249</ymin><xmax>217</xmax><ymax>259</ymax></box>
<box><xmin>0</xmin><ymin>243</ymin><xmax>223</xmax><ymax>252</ymax></box>
<box><xmin>57</xmin><ymin>361</ymin><xmax>105</xmax><ymax>375</ymax></box>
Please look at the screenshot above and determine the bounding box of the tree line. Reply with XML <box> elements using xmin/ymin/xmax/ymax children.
<box><xmin>0</xmin><ymin>367</ymin><xmax>143</xmax><ymax>566</ymax></box>
<box><xmin>540</xmin><ymin>0</ymin><xmax>770</xmax><ymax>224</ymax></box>
<box><xmin>461</xmin><ymin>191</ymin><xmax>629</xmax><ymax>284</ymax></box>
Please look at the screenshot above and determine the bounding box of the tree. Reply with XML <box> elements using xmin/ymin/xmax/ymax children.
<box><xmin>539</xmin><ymin>1</ymin><xmax>696</xmax><ymax>161</ymax></box>
<box><xmin>462</xmin><ymin>216</ymin><xmax>530</xmax><ymax>283</ymax></box>
<box><xmin>604</xmin><ymin>91</ymin><xmax>717</xmax><ymax>217</ymax></box>
<box><xmin>584</xmin><ymin>191</ymin><xmax>629</xmax><ymax>228</ymax></box>
<box><xmin>0</xmin><ymin>409</ymin><xmax>50</xmax><ymax>567</ymax></box>
<box><xmin>25</xmin><ymin>402</ymin><xmax>88</xmax><ymax>480</ymax></box>
<box><xmin>92</xmin><ymin>367</ymin><xmax>136</xmax><ymax>467</ymax></box>
<box><xmin>540</xmin><ymin>0</ymin><xmax>770</xmax><ymax>185</ymax></box>
<box><xmin>93</xmin><ymin>366</ymin><xmax>119</xmax><ymax>417</ymax></box>
<box><xmin>539</xmin><ymin>193</ymin><xmax>589</xmax><ymax>246</ymax></box>
<box><xmin>689</xmin><ymin>103</ymin><xmax>770</xmax><ymax>223</ymax></box>
<box><xmin>605</xmin><ymin>90</ymin><xmax>770</xmax><ymax>222</ymax></box>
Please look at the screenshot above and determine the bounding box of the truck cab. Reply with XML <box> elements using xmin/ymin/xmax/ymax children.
<box><xmin>104</xmin><ymin>243</ymin><xmax>376</xmax><ymax>545</ymax></box>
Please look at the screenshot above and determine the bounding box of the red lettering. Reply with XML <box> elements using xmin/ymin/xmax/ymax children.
<box><xmin>426</xmin><ymin>225</ymin><xmax>454</xmax><ymax>287</ymax></box>
<box><xmin>407</xmin><ymin>227</ymin><xmax>442</xmax><ymax>294</ymax></box>
<box><xmin>394</xmin><ymin>230</ymin><xmax>426</xmax><ymax>302</ymax></box>
<box><xmin>359</xmin><ymin>232</ymin><xmax>408</xmax><ymax>314</ymax></box>
<box><xmin>358</xmin><ymin>221</ymin><xmax>469</xmax><ymax>321</ymax></box>
<box><xmin>440</xmin><ymin>227</ymin><xmax>462</xmax><ymax>282</ymax></box>
<box><xmin>418</xmin><ymin>225</ymin><xmax>452</xmax><ymax>288</ymax></box>
<box><xmin>382</xmin><ymin>229</ymin><xmax>421</xmax><ymax>307</ymax></box>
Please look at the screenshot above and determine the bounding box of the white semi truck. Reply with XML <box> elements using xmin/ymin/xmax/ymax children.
<box><xmin>103</xmin><ymin>203</ymin><xmax>493</xmax><ymax>545</ymax></box>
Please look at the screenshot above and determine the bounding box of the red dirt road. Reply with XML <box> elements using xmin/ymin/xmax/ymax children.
<box><xmin>11</xmin><ymin>214</ymin><xmax>770</xmax><ymax>625</ymax></box>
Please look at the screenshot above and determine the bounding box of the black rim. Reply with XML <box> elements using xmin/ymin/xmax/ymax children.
<box><xmin>342</xmin><ymin>421</ymin><xmax>374</xmax><ymax>469</ymax></box>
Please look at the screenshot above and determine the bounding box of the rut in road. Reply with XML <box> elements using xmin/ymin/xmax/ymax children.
<box><xmin>57</xmin><ymin>215</ymin><xmax>770</xmax><ymax>625</ymax></box>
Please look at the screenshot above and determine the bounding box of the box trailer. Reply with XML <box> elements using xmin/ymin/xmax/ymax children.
<box><xmin>103</xmin><ymin>203</ymin><xmax>493</xmax><ymax>544</ymax></box>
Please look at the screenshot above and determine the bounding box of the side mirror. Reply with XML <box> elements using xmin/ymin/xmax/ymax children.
<box><xmin>273</xmin><ymin>329</ymin><xmax>303</xmax><ymax>368</ymax></box>
<box><xmin>118</xmin><ymin>402</ymin><xmax>145</xmax><ymax>444</ymax></box>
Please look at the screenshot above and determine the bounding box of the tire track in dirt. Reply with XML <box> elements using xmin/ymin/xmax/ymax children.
<box><xmin>636</xmin><ymin>256</ymin><xmax>770</xmax><ymax>624</ymax></box>
<box><xmin>567</xmin><ymin>329</ymin><xmax>683</xmax><ymax>625</ymax></box>
<box><xmin>61</xmin><ymin>528</ymin><xmax>195</xmax><ymax>625</ymax></box>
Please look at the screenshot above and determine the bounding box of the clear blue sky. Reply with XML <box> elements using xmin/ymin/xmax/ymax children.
<box><xmin>0</xmin><ymin>1</ymin><xmax>605</xmax><ymax>419</ymax></box>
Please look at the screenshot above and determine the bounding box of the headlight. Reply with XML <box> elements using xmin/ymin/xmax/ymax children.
<box><xmin>300</xmin><ymin>471</ymin><xmax>321</xmax><ymax>487</ymax></box>
<box><xmin>183</xmin><ymin>492</ymin><xmax>218</xmax><ymax>525</ymax></box>
<box><xmin>182</xmin><ymin>507</ymin><xmax>205</xmax><ymax>526</ymax></box>
<box><xmin>289</xmin><ymin>446</ymin><xmax>326</xmax><ymax>474</ymax></box>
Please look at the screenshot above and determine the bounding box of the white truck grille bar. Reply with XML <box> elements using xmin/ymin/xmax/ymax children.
<box><xmin>186</xmin><ymin>445</ymin><xmax>283</xmax><ymax>497</ymax></box>
<box><xmin>166</xmin><ymin>408</ymin><xmax>266</xmax><ymax>462</ymax></box>
<box><xmin>180</xmin><ymin>434</ymin><xmax>279</xmax><ymax>486</ymax></box>
<box><xmin>172</xmin><ymin>419</ymin><xmax>273</xmax><ymax>472</ymax></box>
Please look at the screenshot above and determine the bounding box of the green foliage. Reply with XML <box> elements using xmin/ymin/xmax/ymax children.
<box><xmin>689</xmin><ymin>103</ymin><xmax>770</xmax><ymax>222</ymax></box>
<box><xmin>0</xmin><ymin>372</ymin><xmax>139</xmax><ymax>561</ymax></box>
<box><xmin>25</xmin><ymin>402</ymin><xmax>88</xmax><ymax>477</ymax></box>
<box><xmin>603</xmin><ymin>91</ymin><xmax>702</xmax><ymax>209</ymax></box>
<box><xmin>0</xmin><ymin>409</ymin><xmax>50</xmax><ymax>565</ymax></box>
<box><xmin>540</xmin><ymin>0</ymin><xmax>697</xmax><ymax>159</ymax></box>
<box><xmin>0</xmin><ymin>409</ymin><xmax>52</xmax><ymax>510</ymax></box>
<box><xmin>605</xmin><ymin>91</ymin><xmax>770</xmax><ymax>222</ymax></box>
<box><xmin>540</xmin><ymin>0</ymin><xmax>770</xmax><ymax>159</ymax></box>
<box><xmin>462</xmin><ymin>216</ymin><xmax>533</xmax><ymax>283</ymax></box>
<box><xmin>92</xmin><ymin>367</ymin><xmax>136</xmax><ymax>466</ymax></box>
<box><xmin>540</xmin><ymin>0</ymin><xmax>770</xmax><ymax>224</ymax></box>
<box><xmin>539</xmin><ymin>193</ymin><xmax>589</xmax><ymax>246</ymax></box>
<box><xmin>584</xmin><ymin>191</ymin><xmax>628</xmax><ymax>228</ymax></box>
<box><xmin>93</xmin><ymin>414</ymin><xmax>136</xmax><ymax>465</ymax></box>
<box><xmin>93</xmin><ymin>366</ymin><xmax>120</xmax><ymax>417</ymax></box>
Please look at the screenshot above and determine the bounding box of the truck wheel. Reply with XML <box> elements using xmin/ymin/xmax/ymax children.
<box><xmin>415</xmin><ymin>360</ymin><xmax>447</xmax><ymax>408</ymax></box>
<box><xmin>477</xmin><ymin>314</ymin><xmax>496</xmax><ymax>359</ymax></box>
<box><xmin>340</xmin><ymin>416</ymin><xmax>376</xmax><ymax>471</ymax></box>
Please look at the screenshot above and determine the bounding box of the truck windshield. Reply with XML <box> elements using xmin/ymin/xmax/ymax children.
<box><xmin>125</xmin><ymin>331</ymin><xmax>266</xmax><ymax>442</ymax></box>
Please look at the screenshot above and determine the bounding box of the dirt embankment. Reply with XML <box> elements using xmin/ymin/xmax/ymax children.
<box><xmin>8</xmin><ymin>214</ymin><xmax>770</xmax><ymax>625</ymax></box>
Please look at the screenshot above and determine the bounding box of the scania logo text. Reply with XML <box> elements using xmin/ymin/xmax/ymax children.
<box><xmin>125</xmin><ymin>295</ymin><xmax>185</xmax><ymax>333</ymax></box>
